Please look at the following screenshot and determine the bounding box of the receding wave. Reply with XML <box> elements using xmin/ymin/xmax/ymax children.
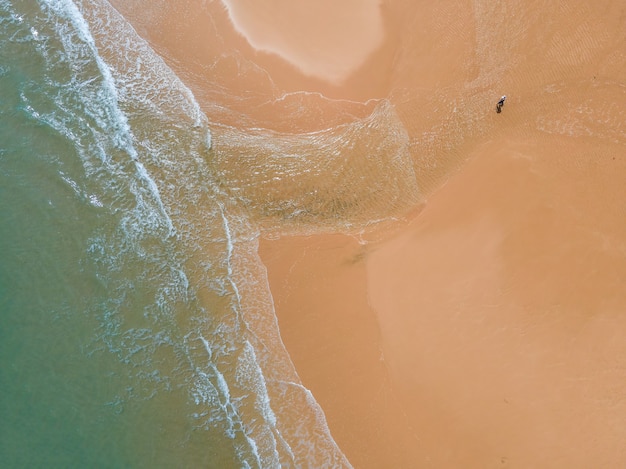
<box><xmin>211</xmin><ymin>99</ymin><xmax>421</xmax><ymax>235</ymax></box>
<box><xmin>81</xmin><ymin>0</ymin><xmax>354</xmax><ymax>465</ymax></box>
<box><xmin>1</xmin><ymin>0</ymin><xmax>353</xmax><ymax>466</ymax></box>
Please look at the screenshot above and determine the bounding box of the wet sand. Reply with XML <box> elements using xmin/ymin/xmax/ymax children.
<box><xmin>111</xmin><ymin>0</ymin><xmax>626</xmax><ymax>466</ymax></box>
<box><xmin>261</xmin><ymin>133</ymin><xmax>626</xmax><ymax>468</ymax></box>
<box><xmin>221</xmin><ymin>0</ymin><xmax>385</xmax><ymax>84</ymax></box>
<box><xmin>254</xmin><ymin>0</ymin><xmax>626</xmax><ymax>466</ymax></box>
<box><xmin>259</xmin><ymin>233</ymin><xmax>421</xmax><ymax>468</ymax></box>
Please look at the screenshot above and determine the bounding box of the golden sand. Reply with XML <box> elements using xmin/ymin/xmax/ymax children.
<box><xmin>112</xmin><ymin>0</ymin><xmax>626</xmax><ymax>466</ymax></box>
<box><xmin>220</xmin><ymin>0</ymin><xmax>384</xmax><ymax>84</ymax></box>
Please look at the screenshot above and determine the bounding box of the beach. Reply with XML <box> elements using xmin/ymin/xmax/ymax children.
<box><xmin>3</xmin><ymin>0</ymin><xmax>625</xmax><ymax>467</ymax></box>
<box><xmin>239</xmin><ymin>1</ymin><xmax>626</xmax><ymax>466</ymax></box>
<box><xmin>115</xmin><ymin>0</ymin><xmax>626</xmax><ymax>466</ymax></box>
<box><xmin>261</xmin><ymin>136</ymin><xmax>626</xmax><ymax>466</ymax></box>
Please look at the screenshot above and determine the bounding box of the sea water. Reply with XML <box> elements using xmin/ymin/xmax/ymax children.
<box><xmin>0</xmin><ymin>1</ymin><xmax>356</xmax><ymax>466</ymax></box>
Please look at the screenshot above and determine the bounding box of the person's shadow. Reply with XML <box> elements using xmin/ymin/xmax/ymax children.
<box><xmin>496</xmin><ymin>104</ymin><xmax>502</xmax><ymax>113</ymax></box>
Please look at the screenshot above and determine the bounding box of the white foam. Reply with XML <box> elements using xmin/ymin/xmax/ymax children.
<box><xmin>43</xmin><ymin>1</ymin><xmax>354</xmax><ymax>466</ymax></box>
<box><xmin>42</xmin><ymin>0</ymin><xmax>175</xmax><ymax>239</ymax></box>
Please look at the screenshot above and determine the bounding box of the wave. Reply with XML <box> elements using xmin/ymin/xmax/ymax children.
<box><xmin>212</xmin><ymin>99</ymin><xmax>421</xmax><ymax>235</ymax></box>
<box><xmin>1</xmin><ymin>0</ymin><xmax>353</xmax><ymax>466</ymax></box>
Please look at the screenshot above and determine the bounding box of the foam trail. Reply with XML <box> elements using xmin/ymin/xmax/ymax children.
<box><xmin>44</xmin><ymin>0</ymin><xmax>174</xmax><ymax>235</ymax></box>
<box><xmin>41</xmin><ymin>0</ymin><xmax>354</xmax><ymax>465</ymax></box>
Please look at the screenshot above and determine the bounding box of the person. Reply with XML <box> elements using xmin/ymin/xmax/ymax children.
<box><xmin>496</xmin><ymin>95</ymin><xmax>506</xmax><ymax>113</ymax></box>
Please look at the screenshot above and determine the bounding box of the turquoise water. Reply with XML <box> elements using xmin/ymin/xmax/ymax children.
<box><xmin>0</xmin><ymin>1</ymin><xmax>349</xmax><ymax>467</ymax></box>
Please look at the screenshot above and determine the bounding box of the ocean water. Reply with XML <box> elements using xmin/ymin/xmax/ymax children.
<box><xmin>4</xmin><ymin>0</ymin><xmax>624</xmax><ymax>467</ymax></box>
<box><xmin>0</xmin><ymin>1</ymin><xmax>359</xmax><ymax>466</ymax></box>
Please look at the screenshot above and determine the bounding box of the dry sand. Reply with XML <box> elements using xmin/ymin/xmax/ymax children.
<box><xmin>111</xmin><ymin>0</ymin><xmax>626</xmax><ymax>466</ymax></box>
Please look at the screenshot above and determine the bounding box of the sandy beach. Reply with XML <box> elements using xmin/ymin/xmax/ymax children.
<box><xmin>262</xmin><ymin>136</ymin><xmax>626</xmax><ymax>467</ymax></box>
<box><xmin>110</xmin><ymin>0</ymin><xmax>626</xmax><ymax>466</ymax></box>
<box><xmin>255</xmin><ymin>1</ymin><xmax>626</xmax><ymax>466</ymax></box>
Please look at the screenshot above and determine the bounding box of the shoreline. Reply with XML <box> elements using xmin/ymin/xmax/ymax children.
<box><xmin>220</xmin><ymin>0</ymin><xmax>385</xmax><ymax>85</ymax></box>
<box><xmin>108</xmin><ymin>0</ymin><xmax>626</xmax><ymax>466</ymax></box>
<box><xmin>258</xmin><ymin>233</ymin><xmax>421</xmax><ymax>468</ymax></box>
<box><xmin>260</xmin><ymin>132</ymin><xmax>626</xmax><ymax>467</ymax></box>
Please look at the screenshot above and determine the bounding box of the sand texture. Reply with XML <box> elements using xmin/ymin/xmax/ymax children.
<box><xmin>111</xmin><ymin>0</ymin><xmax>626</xmax><ymax>466</ymax></box>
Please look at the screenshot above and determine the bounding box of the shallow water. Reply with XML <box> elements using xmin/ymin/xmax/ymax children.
<box><xmin>0</xmin><ymin>1</ymin><xmax>348</xmax><ymax>466</ymax></box>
